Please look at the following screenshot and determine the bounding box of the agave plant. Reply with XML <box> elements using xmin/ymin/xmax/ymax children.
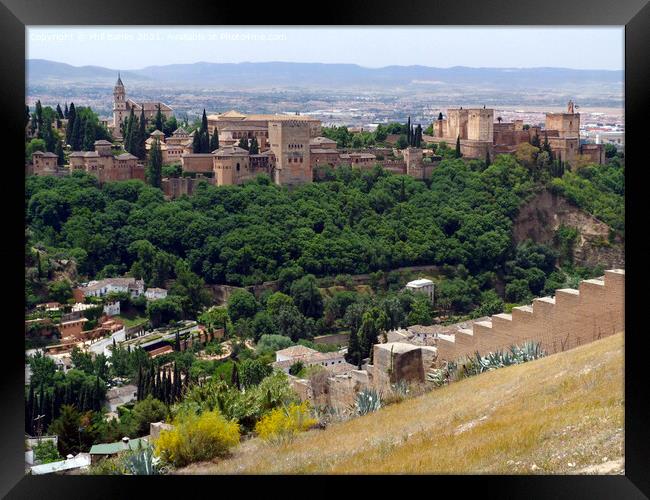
<box><xmin>124</xmin><ymin>444</ymin><xmax>163</xmax><ymax>475</ymax></box>
<box><xmin>351</xmin><ymin>388</ymin><xmax>382</xmax><ymax>416</ymax></box>
<box><xmin>426</xmin><ymin>369</ymin><xmax>448</xmax><ymax>387</ymax></box>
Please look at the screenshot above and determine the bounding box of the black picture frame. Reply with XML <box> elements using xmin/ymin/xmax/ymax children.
<box><xmin>2</xmin><ymin>0</ymin><xmax>648</xmax><ymax>497</ymax></box>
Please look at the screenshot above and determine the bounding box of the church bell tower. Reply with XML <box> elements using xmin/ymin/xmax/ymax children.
<box><xmin>113</xmin><ymin>73</ymin><xmax>127</xmax><ymax>139</ymax></box>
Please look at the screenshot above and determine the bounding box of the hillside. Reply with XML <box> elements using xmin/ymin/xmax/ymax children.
<box><xmin>178</xmin><ymin>332</ymin><xmax>624</xmax><ymax>474</ymax></box>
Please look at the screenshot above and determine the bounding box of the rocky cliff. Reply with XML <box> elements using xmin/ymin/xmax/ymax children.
<box><xmin>513</xmin><ymin>190</ymin><xmax>624</xmax><ymax>269</ymax></box>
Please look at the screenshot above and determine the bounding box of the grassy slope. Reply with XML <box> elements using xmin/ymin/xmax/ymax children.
<box><xmin>178</xmin><ymin>332</ymin><xmax>624</xmax><ymax>475</ymax></box>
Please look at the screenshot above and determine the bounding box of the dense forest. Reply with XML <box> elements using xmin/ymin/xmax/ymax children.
<box><xmin>25</xmin><ymin>154</ymin><xmax>623</xmax><ymax>311</ymax></box>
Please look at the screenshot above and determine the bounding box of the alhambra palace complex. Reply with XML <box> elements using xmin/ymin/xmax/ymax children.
<box><xmin>29</xmin><ymin>76</ymin><xmax>605</xmax><ymax>198</ymax></box>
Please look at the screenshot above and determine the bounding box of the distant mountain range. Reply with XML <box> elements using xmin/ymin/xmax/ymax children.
<box><xmin>27</xmin><ymin>59</ymin><xmax>623</xmax><ymax>90</ymax></box>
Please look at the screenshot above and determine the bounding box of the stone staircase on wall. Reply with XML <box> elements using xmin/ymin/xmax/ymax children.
<box><xmin>435</xmin><ymin>269</ymin><xmax>625</xmax><ymax>363</ymax></box>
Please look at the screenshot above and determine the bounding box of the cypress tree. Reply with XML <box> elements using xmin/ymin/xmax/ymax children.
<box><xmin>55</xmin><ymin>139</ymin><xmax>65</xmax><ymax>166</ymax></box>
<box><xmin>82</xmin><ymin>119</ymin><xmax>95</xmax><ymax>151</ymax></box>
<box><xmin>249</xmin><ymin>136</ymin><xmax>259</xmax><ymax>154</ymax></box>
<box><xmin>146</xmin><ymin>138</ymin><xmax>163</xmax><ymax>188</ymax></box>
<box><xmin>200</xmin><ymin>110</ymin><xmax>210</xmax><ymax>153</ymax></box>
<box><xmin>155</xmin><ymin>104</ymin><xmax>164</xmax><ymax>132</ymax></box>
<box><xmin>136</xmin><ymin>108</ymin><xmax>146</xmax><ymax>160</ymax></box>
<box><xmin>238</xmin><ymin>137</ymin><xmax>249</xmax><ymax>150</ymax></box>
<box><xmin>125</xmin><ymin>108</ymin><xmax>135</xmax><ymax>153</ymax></box>
<box><xmin>231</xmin><ymin>362</ymin><xmax>240</xmax><ymax>390</ymax></box>
<box><xmin>56</xmin><ymin>104</ymin><xmax>64</xmax><ymax>119</ymax></box>
<box><xmin>35</xmin><ymin>100</ymin><xmax>43</xmax><ymax>129</ymax></box>
<box><xmin>347</xmin><ymin>330</ymin><xmax>361</xmax><ymax>369</ymax></box>
<box><xmin>64</xmin><ymin>102</ymin><xmax>69</xmax><ymax>119</ymax></box>
<box><xmin>406</xmin><ymin>117</ymin><xmax>411</xmax><ymax>144</ymax></box>
<box><xmin>66</xmin><ymin>103</ymin><xmax>76</xmax><ymax>145</ymax></box>
<box><xmin>455</xmin><ymin>135</ymin><xmax>462</xmax><ymax>158</ymax></box>
<box><xmin>210</xmin><ymin>127</ymin><xmax>220</xmax><ymax>151</ymax></box>
<box><xmin>192</xmin><ymin>130</ymin><xmax>201</xmax><ymax>153</ymax></box>
<box><xmin>70</xmin><ymin>114</ymin><xmax>82</xmax><ymax>151</ymax></box>
<box><xmin>485</xmin><ymin>148</ymin><xmax>491</xmax><ymax>167</ymax></box>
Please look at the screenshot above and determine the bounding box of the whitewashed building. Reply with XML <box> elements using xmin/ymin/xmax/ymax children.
<box><xmin>405</xmin><ymin>278</ymin><xmax>435</xmax><ymax>304</ymax></box>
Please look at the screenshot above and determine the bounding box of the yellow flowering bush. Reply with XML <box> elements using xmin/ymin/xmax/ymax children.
<box><xmin>254</xmin><ymin>401</ymin><xmax>317</xmax><ymax>444</ymax></box>
<box><xmin>154</xmin><ymin>410</ymin><xmax>240</xmax><ymax>467</ymax></box>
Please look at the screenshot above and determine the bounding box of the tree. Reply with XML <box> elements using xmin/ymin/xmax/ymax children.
<box><xmin>455</xmin><ymin>136</ymin><xmax>462</xmax><ymax>158</ymax></box>
<box><xmin>169</xmin><ymin>261</ymin><xmax>211</xmax><ymax>318</ymax></box>
<box><xmin>47</xmin><ymin>279</ymin><xmax>72</xmax><ymax>303</ymax></box>
<box><xmin>55</xmin><ymin>139</ymin><xmax>65</xmax><ymax>166</ymax></box>
<box><xmin>65</xmin><ymin>103</ymin><xmax>76</xmax><ymax>145</ymax></box>
<box><xmin>56</xmin><ymin>104</ymin><xmax>64</xmax><ymax>119</ymax></box>
<box><xmin>396</xmin><ymin>134</ymin><xmax>408</xmax><ymax>149</ymax></box>
<box><xmin>146</xmin><ymin>138</ymin><xmax>163</xmax><ymax>189</ymax></box>
<box><xmin>238</xmin><ymin>359</ymin><xmax>272</xmax><ymax>388</ymax></box>
<box><xmin>136</xmin><ymin>108</ymin><xmax>147</xmax><ymax>159</ymax></box>
<box><xmin>266</xmin><ymin>292</ymin><xmax>294</xmax><ymax>317</ymax></box>
<box><xmin>192</xmin><ymin>130</ymin><xmax>201</xmax><ymax>154</ymax></box>
<box><xmin>26</xmin><ymin>138</ymin><xmax>46</xmax><ymax>161</ymax></box>
<box><xmin>485</xmin><ymin>148</ymin><xmax>491</xmax><ymax>167</ymax></box>
<box><xmin>82</xmin><ymin>119</ymin><xmax>95</xmax><ymax>151</ymax></box>
<box><xmin>198</xmin><ymin>307</ymin><xmax>229</xmax><ymax>335</ymax></box>
<box><xmin>28</xmin><ymin>352</ymin><xmax>56</xmax><ymax>388</ymax></box>
<box><xmin>289</xmin><ymin>275</ymin><xmax>323</xmax><ymax>319</ymax></box>
<box><xmin>230</xmin><ymin>362</ymin><xmax>240</xmax><ymax>389</ymax></box>
<box><xmin>131</xmin><ymin>395</ymin><xmax>168</xmax><ymax>435</ymax></box>
<box><xmin>227</xmin><ymin>289</ymin><xmax>258</xmax><ymax>323</ymax></box>
<box><xmin>210</xmin><ymin>127</ymin><xmax>220</xmax><ymax>152</ymax></box>
<box><xmin>154</xmin><ymin>104</ymin><xmax>164</xmax><ymax>132</ymax></box>
<box><xmin>407</xmin><ymin>295</ymin><xmax>433</xmax><ymax>326</ymax></box>
<box><xmin>256</xmin><ymin>335</ymin><xmax>294</xmax><ymax>357</ymax></box>
<box><xmin>406</xmin><ymin>117</ymin><xmax>411</xmax><ymax>144</ymax></box>
<box><xmin>48</xmin><ymin>405</ymin><xmax>83</xmax><ymax>456</ymax></box>
<box><xmin>346</xmin><ymin>330</ymin><xmax>363</xmax><ymax>369</ymax></box>
<box><xmin>70</xmin><ymin>113</ymin><xmax>82</xmax><ymax>151</ymax></box>
<box><xmin>124</xmin><ymin>107</ymin><xmax>136</xmax><ymax>154</ymax></box>
<box><xmin>274</xmin><ymin>304</ymin><xmax>312</xmax><ymax>342</ymax></box>
<box><xmin>199</xmin><ymin>109</ymin><xmax>210</xmax><ymax>153</ymax></box>
<box><xmin>64</xmin><ymin>103</ymin><xmax>69</xmax><ymax>119</ymax></box>
<box><xmin>249</xmin><ymin>136</ymin><xmax>259</xmax><ymax>155</ymax></box>
<box><xmin>146</xmin><ymin>296</ymin><xmax>183</xmax><ymax>328</ymax></box>
<box><xmin>238</xmin><ymin>137</ymin><xmax>249</xmax><ymax>150</ymax></box>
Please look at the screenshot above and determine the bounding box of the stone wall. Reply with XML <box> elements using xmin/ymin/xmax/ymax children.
<box><xmin>435</xmin><ymin>269</ymin><xmax>624</xmax><ymax>363</ymax></box>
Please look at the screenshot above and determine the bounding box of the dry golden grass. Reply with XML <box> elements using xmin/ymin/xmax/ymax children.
<box><xmin>177</xmin><ymin>332</ymin><xmax>624</xmax><ymax>475</ymax></box>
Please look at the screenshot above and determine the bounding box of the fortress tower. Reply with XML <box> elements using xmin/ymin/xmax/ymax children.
<box><xmin>112</xmin><ymin>73</ymin><xmax>127</xmax><ymax>139</ymax></box>
<box><xmin>268</xmin><ymin>119</ymin><xmax>312</xmax><ymax>186</ymax></box>
<box><xmin>545</xmin><ymin>100</ymin><xmax>580</xmax><ymax>139</ymax></box>
<box><xmin>467</xmin><ymin>108</ymin><xmax>494</xmax><ymax>141</ymax></box>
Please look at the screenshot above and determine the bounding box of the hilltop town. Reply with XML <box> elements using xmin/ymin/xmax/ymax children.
<box><xmin>24</xmin><ymin>74</ymin><xmax>625</xmax><ymax>476</ymax></box>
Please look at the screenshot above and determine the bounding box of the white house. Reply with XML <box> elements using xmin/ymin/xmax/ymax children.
<box><xmin>78</xmin><ymin>278</ymin><xmax>144</xmax><ymax>299</ymax></box>
<box><xmin>272</xmin><ymin>345</ymin><xmax>349</xmax><ymax>374</ymax></box>
<box><xmin>405</xmin><ymin>278</ymin><xmax>435</xmax><ymax>304</ymax></box>
<box><xmin>103</xmin><ymin>301</ymin><xmax>121</xmax><ymax>316</ymax></box>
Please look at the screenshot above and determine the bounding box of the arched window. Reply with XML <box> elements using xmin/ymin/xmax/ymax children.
<box><xmin>236</xmin><ymin>163</ymin><xmax>240</xmax><ymax>172</ymax></box>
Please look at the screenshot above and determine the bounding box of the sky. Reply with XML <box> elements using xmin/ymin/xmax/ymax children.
<box><xmin>26</xmin><ymin>27</ymin><xmax>624</xmax><ymax>71</ymax></box>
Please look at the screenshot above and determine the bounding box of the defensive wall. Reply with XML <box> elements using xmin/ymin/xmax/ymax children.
<box><xmin>435</xmin><ymin>269</ymin><xmax>624</xmax><ymax>363</ymax></box>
